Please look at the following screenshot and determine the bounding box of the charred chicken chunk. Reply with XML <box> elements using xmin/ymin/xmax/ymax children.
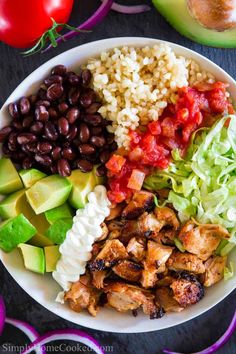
<box><xmin>122</xmin><ymin>191</ymin><xmax>154</xmax><ymax>220</ymax></box>
<box><xmin>65</xmin><ymin>274</ymin><xmax>101</xmax><ymax>317</ymax></box>
<box><xmin>96</xmin><ymin>222</ymin><xmax>109</xmax><ymax>241</ymax></box>
<box><xmin>167</xmin><ymin>251</ymin><xmax>205</xmax><ymax>274</ymax></box>
<box><xmin>170</xmin><ymin>273</ymin><xmax>204</xmax><ymax>308</ymax></box>
<box><xmin>202</xmin><ymin>256</ymin><xmax>227</xmax><ymax>287</ymax></box>
<box><xmin>179</xmin><ymin>222</ymin><xmax>229</xmax><ymax>261</ymax></box>
<box><xmin>112</xmin><ymin>260</ymin><xmax>142</xmax><ymax>282</ymax></box>
<box><xmin>126</xmin><ymin>237</ymin><xmax>146</xmax><ymax>262</ymax></box>
<box><xmin>154</xmin><ymin>206</ymin><xmax>180</xmax><ymax>231</ymax></box>
<box><xmin>104</xmin><ymin>282</ymin><xmax>164</xmax><ymax>319</ymax></box>
<box><xmin>155</xmin><ymin>287</ymin><xmax>184</xmax><ymax>313</ymax></box>
<box><xmin>91</xmin><ymin>270</ymin><xmax>108</xmax><ymax>289</ymax></box>
<box><xmin>106</xmin><ymin>203</ymin><xmax>125</xmax><ymax>221</ymax></box>
<box><xmin>89</xmin><ymin>239</ymin><xmax>128</xmax><ymax>271</ymax></box>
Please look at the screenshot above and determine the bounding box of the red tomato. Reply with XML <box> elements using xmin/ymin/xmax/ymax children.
<box><xmin>127</xmin><ymin>169</ymin><xmax>145</xmax><ymax>190</ymax></box>
<box><xmin>0</xmin><ymin>0</ymin><xmax>73</xmax><ymax>48</ymax></box>
<box><xmin>105</xmin><ymin>154</ymin><xmax>126</xmax><ymax>174</ymax></box>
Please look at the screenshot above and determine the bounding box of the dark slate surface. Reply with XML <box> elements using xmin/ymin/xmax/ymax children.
<box><xmin>0</xmin><ymin>1</ymin><xmax>235</xmax><ymax>353</ymax></box>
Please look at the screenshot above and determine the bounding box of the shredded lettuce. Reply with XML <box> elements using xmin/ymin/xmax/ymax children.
<box><xmin>144</xmin><ymin>115</ymin><xmax>236</xmax><ymax>249</ymax></box>
<box><xmin>224</xmin><ymin>262</ymin><xmax>234</xmax><ymax>280</ymax></box>
<box><xmin>173</xmin><ymin>238</ymin><xmax>185</xmax><ymax>253</ymax></box>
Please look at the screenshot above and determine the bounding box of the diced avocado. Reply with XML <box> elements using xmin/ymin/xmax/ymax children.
<box><xmin>0</xmin><ymin>189</ymin><xmax>35</xmax><ymax>220</ymax></box>
<box><xmin>0</xmin><ymin>214</ymin><xmax>36</xmax><ymax>252</ymax></box>
<box><xmin>28</xmin><ymin>214</ymin><xmax>53</xmax><ymax>247</ymax></box>
<box><xmin>44</xmin><ymin>245</ymin><xmax>60</xmax><ymax>272</ymax></box>
<box><xmin>19</xmin><ymin>169</ymin><xmax>47</xmax><ymax>188</ymax></box>
<box><xmin>46</xmin><ymin>218</ymin><xmax>73</xmax><ymax>245</ymax></box>
<box><xmin>153</xmin><ymin>0</ymin><xmax>236</xmax><ymax>48</ymax></box>
<box><xmin>67</xmin><ymin>170</ymin><xmax>98</xmax><ymax>209</ymax></box>
<box><xmin>26</xmin><ymin>175</ymin><xmax>72</xmax><ymax>214</ymax></box>
<box><xmin>0</xmin><ymin>158</ymin><xmax>23</xmax><ymax>194</ymax></box>
<box><xmin>18</xmin><ymin>243</ymin><xmax>45</xmax><ymax>274</ymax></box>
<box><xmin>45</xmin><ymin>203</ymin><xmax>73</xmax><ymax>225</ymax></box>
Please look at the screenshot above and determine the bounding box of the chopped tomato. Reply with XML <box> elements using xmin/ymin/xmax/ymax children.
<box><xmin>148</xmin><ymin>120</ymin><xmax>161</xmax><ymax>135</ymax></box>
<box><xmin>127</xmin><ymin>169</ymin><xmax>146</xmax><ymax>190</ymax></box>
<box><xmin>105</xmin><ymin>154</ymin><xmax>126</xmax><ymax>174</ymax></box>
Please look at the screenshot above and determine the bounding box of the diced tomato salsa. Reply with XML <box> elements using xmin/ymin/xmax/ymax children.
<box><xmin>106</xmin><ymin>82</ymin><xmax>233</xmax><ymax>203</ymax></box>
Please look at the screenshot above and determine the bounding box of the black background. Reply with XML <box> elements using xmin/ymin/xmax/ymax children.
<box><xmin>0</xmin><ymin>1</ymin><xmax>235</xmax><ymax>353</ymax></box>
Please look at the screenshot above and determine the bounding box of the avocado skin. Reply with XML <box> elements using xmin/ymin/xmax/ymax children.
<box><xmin>0</xmin><ymin>214</ymin><xmax>36</xmax><ymax>252</ymax></box>
<box><xmin>153</xmin><ymin>0</ymin><xmax>236</xmax><ymax>48</ymax></box>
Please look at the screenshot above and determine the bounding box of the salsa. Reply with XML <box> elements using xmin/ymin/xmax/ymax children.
<box><xmin>106</xmin><ymin>82</ymin><xmax>232</xmax><ymax>203</ymax></box>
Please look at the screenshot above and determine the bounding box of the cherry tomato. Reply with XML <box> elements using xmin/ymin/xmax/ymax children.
<box><xmin>0</xmin><ymin>0</ymin><xmax>74</xmax><ymax>48</ymax></box>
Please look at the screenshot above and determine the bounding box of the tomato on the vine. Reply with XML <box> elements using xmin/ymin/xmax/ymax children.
<box><xmin>0</xmin><ymin>0</ymin><xmax>74</xmax><ymax>48</ymax></box>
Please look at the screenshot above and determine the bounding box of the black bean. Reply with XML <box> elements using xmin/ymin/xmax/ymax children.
<box><xmin>96</xmin><ymin>164</ymin><xmax>107</xmax><ymax>177</ymax></box>
<box><xmin>51</xmin><ymin>146</ymin><xmax>61</xmax><ymax>160</ymax></box>
<box><xmin>57</xmin><ymin>159</ymin><xmax>71</xmax><ymax>176</ymax></box>
<box><xmin>46</xmin><ymin>83</ymin><xmax>64</xmax><ymax>101</ymax></box>
<box><xmin>79</xmin><ymin>123</ymin><xmax>90</xmax><ymax>143</ymax></box>
<box><xmin>58</xmin><ymin>117</ymin><xmax>69</xmax><ymax>136</ymax></box>
<box><xmin>66</xmin><ymin>107</ymin><xmax>80</xmax><ymax>124</ymax></box>
<box><xmin>50</xmin><ymin>164</ymin><xmax>58</xmax><ymax>174</ymax></box>
<box><xmin>99</xmin><ymin>150</ymin><xmax>110</xmax><ymax>164</ymax></box>
<box><xmin>110</xmin><ymin>141</ymin><xmax>118</xmax><ymax>151</ymax></box>
<box><xmin>44</xmin><ymin>122</ymin><xmax>58</xmax><ymax>141</ymax></box>
<box><xmin>35</xmin><ymin>100</ymin><xmax>51</xmax><ymax>108</ymax></box>
<box><xmin>25</xmin><ymin>141</ymin><xmax>38</xmax><ymax>153</ymax></box>
<box><xmin>85</xmin><ymin>102</ymin><xmax>102</xmax><ymax>114</ymax></box>
<box><xmin>90</xmin><ymin>126</ymin><xmax>103</xmax><ymax>135</ymax></box>
<box><xmin>19</xmin><ymin>97</ymin><xmax>31</xmax><ymax>115</ymax></box>
<box><xmin>58</xmin><ymin>102</ymin><xmax>69</xmax><ymax>114</ymax></box>
<box><xmin>77</xmin><ymin>159</ymin><xmax>93</xmax><ymax>172</ymax></box>
<box><xmin>48</xmin><ymin>107</ymin><xmax>58</xmax><ymax>119</ymax></box>
<box><xmin>68</xmin><ymin>87</ymin><xmax>81</xmax><ymax>106</ymax></box>
<box><xmin>44</xmin><ymin>75</ymin><xmax>63</xmax><ymax>87</ymax></box>
<box><xmin>2</xmin><ymin>142</ymin><xmax>11</xmax><ymax>156</ymax></box>
<box><xmin>22</xmin><ymin>157</ymin><xmax>34</xmax><ymax>169</ymax></box>
<box><xmin>0</xmin><ymin>126</ymin><xmax>12</xmax><ymax>143</ymax></box>
<box><xmin>22</xmin><ymin>116</ymin><xmax>33</xmax><ymax>129</ymax></box>
<box><xmin>12</xmin><ymin>151</ymin><xmax>26</xmax><ymax>162</ymax></box>
<box><xmin>66</xmin><ymin>125</ymin><xmax>78</xmax><ymax>141</ymax></box>
<box><xmin>35</xmin><ymin>105</ymin><xmax>49</xmax><ymax>122</ymax></box>
<box><xmin>8</xmin><ymin>141</ymin><xmax>18</xmax><ymax>152</ymax></box>
<box><xmin>90</xmin><ymin>136</ymin><xmax>106</xmax><ymax>147</ymax></box>
<box><xmin>30</xmin><ymin>122</ymin><xmax>44</xmax><ymax>135</ymax></box>
<box><xmin>51</xmin><ymin>65</ymin><xmax>67</xmax><ymax>76</ymax></box>
<box><xmin>29</xmin><ymin>94</ymin><xmax>37</xmax><ymax>104</ymax></box>
<box><xmin>67</xmin><ymin>72</ymin><xmax>80</xmax><ymax>86</ymax></box>
<box><xmin>79</xmin><ymin>89</ymin><xmax>95</xmax><ymax>108</ymax></box>
<box><xmin>83</xmin><ymin>114</ymin><xmax>102</xmax><ymax>126</ymax></box>
<box><xmin>35</xmin><ymin>154</ymin><xmax>52</xmax><ymax>166</ymax></box>
<box><xmin>8</xmin><ymin>103</ymin><xmax>19</xmax><ymax>119</ymax></box>
<box><xmin>38</xmin><ymin>88</ymin><xmax>47</xmax><ymax>100</ymax></box>
<box><xmin>81</xmin><ymin>69</ymin><xmax>92</xmax><ymax>86</ymax></box>
<box><xmin>12</xmin><ymin>119</ymin><xmax>23</xmax><ymax>130</ymax></box>
<box><xmin>78</xmin><ymin>144</ymin><xmax>95</xmax><ymax>155</ymax></box>
<box><xmin>8</xmin><ymin>131</ymin><xmax>18</xmax><ymax>146</ymax></box>
<box><xmin>17</xmin><ymin>133</ymin><xmax>37</xmax><ymax>145</ymax></box>
<box><xmin>37</xmin><ymin>141</ymin><xmax>53</xmax><ymax>154</ymax></box>
<box><xmin>62</xmin><ymin>147</ymin><xmax>76</xmax><ymax>161</ymax></box>
<box><xmin>106</xmin><ymin>133</ymin><xmax>115</xmax><ymax>144</ymax></box>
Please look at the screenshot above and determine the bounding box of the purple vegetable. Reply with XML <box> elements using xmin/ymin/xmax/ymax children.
<box><xmin>0</xmin><ymin>295</ymin><xmax>6</xmax><ymax>335</ymax></box>
<box><xmin>105</xmin><ymin>1</ymin><xmax>151</xmax><ymax>14</ymax></box>
<box><xmin>163</xmin><ymin>309</ymin><xmax>236</xmax><ymax>354</ymax></box>
<box><xmin>20</xmin><ymin>329</ymin><xmax>104</xmax><ymax>354</ymax></box>
<box><xmin>44</xmin><ymin>0</ymin><xmax>114</xmax><ymax>52</ymax></box>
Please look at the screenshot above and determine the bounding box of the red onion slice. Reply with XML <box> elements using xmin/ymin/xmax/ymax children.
<box><xmin>104</xmin><ymin>1</ymin><xmax>151</xmax><ymax>14</ymax></box>
<box><xmin>0</xmin><ymin>296</ymin><xmax>6</xmax><ymax>336</ymax></box>
<box><xmin>163</xmin><ymin>309</ymin><xmax>236</xmax><ymax>354</ymax></box>
<box><xmin>20</xmin><ymin>329</ymin><xmax>104</xmax><ymax>354</ymax></box>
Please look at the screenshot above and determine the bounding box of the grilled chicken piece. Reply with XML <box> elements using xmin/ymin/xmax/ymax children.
<box><xmin>106</xmin><ymin>203</ymin><xmax>125</xmax><ymax>221</ymax></box>
<box><xmin>126</xmin><ymin>237</ymin><xmax>146</xmax><ymax>262</ymax></box>
<box><xmin>156</xmin><ymin>275</ymin><xmax>175</xmax><ymax>287</ymax></box>
<box><xmin>141</xmin><ymin>241</ymin><xmax>173</xmax><ymax>288</ymax></box>
<box><xmin>167</xmin><ymin>251</ymin><xmax>205</xmax><ymax>274</ymax></box>
<box><xmin>107</xmin><ymin>220</ymin><xmax>124</xmax><ymax>232</ymax></box>
<box><xmin>155</xmin><ymin>288</ymin><xmax>184</xmax><ymax>313</ymax></box>
<box><xmin>179</xmin><ymin>222</ymin><xmax>229</xmax><ymax>261</ymax></box>
<box><xmin>122</xmin><ymin>191</ymin><xmax>154</xmax><ymax>220</ymax></box>
<box><xmin>202</xmin><ymin>256</ymin><xmax>227</xmax><ymax>287</ymax></box>
<box><xmin>91</xmin><ymin>270</ymin><xmax>108</xmax><ymax>289</ymax></box>
<box><xmin>89</xmin><ymin>240</ymin><xmax>128</xmax><ymax>271</ymax></box>
<box><xmin>154</xmin><ymin>206</ymin><xmax>180</xmax><ymax>231</ymax></box>
<box><xmin>104</xmin><ymin>282</ymin><xmax>164</xmax><ymax>318</ymax></box>
<box><xmin>96</xmin><ymin>223</ymin><xmax>109</xmax><ymax>241</ymax></box>
<box><xmin>112</xmin><ymin>260</ymin><xmax>142</xmax><ymax>282</ymax></box>
<box><xmin>151</xmin><ymin>229</ymin><xmax>176</xmax><ymax>245</ymax></box>
<box><xmin>170</xmin><ymin>273</ymin><xmax>204</xmax><ymax>308</ymax></box>
<box><xmin>65</xmin><ymin>274</ymin><xmax>100</xmax><ymax>316</ymax></box>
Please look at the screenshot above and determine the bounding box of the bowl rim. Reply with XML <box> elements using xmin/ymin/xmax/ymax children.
<box><xmin>0</xmin><ymin>37</ymin><xmax>236</xmax><ymax>333</ymax></box>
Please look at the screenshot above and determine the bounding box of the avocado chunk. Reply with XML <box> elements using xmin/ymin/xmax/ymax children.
<box><xmin>0</xmin><ymin>189</ymin><xmax>35</xmax><ymax>220</ymax></box>
<box><xmin>44</xmin><ymin>245</ymin><xmax>60</xmax><ymax>272</ymax></box>
<box><xmin>67</xmin><ymin>170</ymin><xmax>98</xmax><ymax>209</ymax></box>
<box><xmin>19</xmin><ymin>169</ymin><xmax>47</xmax><ymax>188</ymax></box>
<box><xmin>0</xmin><ymin>158</ymin><xmax>23</xmax><ymax>194</ymax></box>
<box><xmin>45</xmin><ymin>203</ymin><xmax>73</xmax><ymax>225</ymax></box>
<box><xmin>18</xmin><ymin>243</ymin><xmax>45</xmax><ymax>274</ymax></box>
<box><xmin>0</xmin><ymin>214</ymin><xmax>36</xmax><ymax>252</ymax></box>
<box><xmin>26</xmin><ymin>175</ymin><xmax>72</xmax><ymax>214</ymax></box>
<box><xmin>28</xmin><ymin>214</ymin><xmax>54</xmax><ymax>247</ymax></box>
<box><xmin>153</xmin><ymin>0</ymin><xmax>236</xmax><ymax>48</ymax></box>
<box><xmin>46</xmin><ymin>218</ymin><xmax>73</xmax><ymax>245</ymax></box>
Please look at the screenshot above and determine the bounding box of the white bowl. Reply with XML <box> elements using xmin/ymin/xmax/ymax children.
<box><xmin>0</xmin><ymin>37</ymin><xmax>236</xmax><ymax>333</ymax></box>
